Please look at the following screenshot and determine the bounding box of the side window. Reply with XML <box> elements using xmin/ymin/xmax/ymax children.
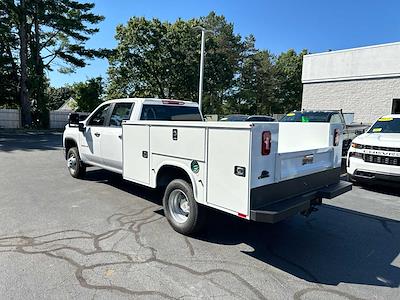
<box><xmin>109</xmin><ymin>103</ymin><xmax>134</xmax><ymax>127</ymax></box>
<box><xmin>88</xmin><ymin>104</ymin><xmax>111</xmax><ymax>126</ymax></box>
<box><xmin>330</xmin><ymin>114</ymin><xmax>342</xmax><ymax>124</ymax></box>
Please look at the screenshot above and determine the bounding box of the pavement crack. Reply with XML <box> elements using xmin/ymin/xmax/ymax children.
<box><xmin>183</xmin><ymin>236</ymin><xmax>195</xmax><ymax>256</ymax></box>
<box><xmin>0</xmin><ymin>205</ymin><xmax>266</xmax><ymax>299</ymax></box>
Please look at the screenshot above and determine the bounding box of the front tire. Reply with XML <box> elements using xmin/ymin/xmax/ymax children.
<box><xmin>163</xmin><ymin>179</ymin><xmax>205</xmax><ymax>235</ymax></box>
<box><xmin>67</xmin><ymin>147</ymin><xmax>86</xmax><ymax>179</ymax></box>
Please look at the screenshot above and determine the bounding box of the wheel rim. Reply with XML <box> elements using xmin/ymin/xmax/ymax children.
<box><xmin>67</xmin><ymin>153</ymin><xmax>77</xmax><ymax>174</ymax></box>
<box><xmin>168</xmin><ymin>189</ymin><xmax>190</xmax><ymax>224</ymax></box>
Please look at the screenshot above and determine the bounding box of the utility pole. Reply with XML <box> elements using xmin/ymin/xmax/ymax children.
<box><xmin>194</xmin><ymin>26</ymin><xmax>213</xmax><ymax>114</ymax></box>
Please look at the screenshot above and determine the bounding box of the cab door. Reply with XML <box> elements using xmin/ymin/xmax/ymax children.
<box><xmin>100</xmin><ymin>102</ymin><xmax>135</xmax><ymax>172</ymax></box>
<box><xmin>80</xmin><ymin>103</ymin><xmax>112</xmax><ymax>164</ymax></box>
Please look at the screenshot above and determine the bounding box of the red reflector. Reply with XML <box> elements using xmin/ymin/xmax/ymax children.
<box><xmin>261</xmin><ymin>131</ymin><xmax>271</xmax><ymax>155</ymax></box>
<box><xmin>162</xmin><ymin>100</ymin><xmax>185</xmax><ymax>105</ymax></box>
<box><xmin>238</xmin><ymin>213</ymin><xmax>247</xmax><ymax>219</ymax></box>
<box><xmin>334</xmin><ymin>129</ymin><xmax>340</xmax><ymax>146</ymax></box>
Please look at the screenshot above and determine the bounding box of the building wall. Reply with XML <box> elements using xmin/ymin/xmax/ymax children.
<box><xmin>302</xmin><ymin>42</ymin><xmax>400</xmax><ymax>83</ymax></box>
<box><xmin>302</xmin><ymin>77</ymin><xmax>400</xmax><ymax>124</ymax></box>
<box><xmin>49</xmin><ymin>110</ymin><xmax>90</xmax><ymax>129</ymax></box>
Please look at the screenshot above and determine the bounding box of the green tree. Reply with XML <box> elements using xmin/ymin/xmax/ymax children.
<box><xmin>107</xmin><ymin>12</ymin><xmax>246</xmax><ymax>115</ymax></box>
<box><xmin>0</xmin><ymin>3</ymin><xmax>19</xmax><ymax>108</ymax></box>
<box><xmin>0</xmin><ymin>0</ymin><xmax>104</xmax><ymax>126</ymax></box>
<box><xmin>228</xmin><ymin>34</ymin><xmax>277</xmax><ymax>115</ymax></box>
<box><xmin>45</xmin><ymin>85</ymin><xmax>74</xmax><ymax>111</ymax></box>
<box><xmin>274</xmin><ymin>49</ymin><xmax>308</xmax><ymax>113</ymax></box>
<box><xmin>72</xmin><ymin>77</ymin><xmax>104</xmax><ymax>112</ymax></box>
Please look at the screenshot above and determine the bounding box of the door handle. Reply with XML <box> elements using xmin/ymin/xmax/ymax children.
<box><xmin>94</xmin><ymin>132</ymin><xmax>100</xmax><ymax>137</ymax></box>
<box><xmin>118</xmin><ymin>134</ymin><xmax>122</xmax><ymax>139</ymax></box>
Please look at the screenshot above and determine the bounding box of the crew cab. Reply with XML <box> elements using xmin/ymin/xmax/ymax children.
<box><xmin>347</xmin><ymin>115</ymin><xmax>400</xmax><ymax>183</ymax></box>
<box><xmin>281</xmin><ymin>110</ymin><xmax>368</xmax><ymax>156</ymax></box>
<box><xmin>64</xmin><ymin>98</ymin><xmax>351</xmax><ymax>235</ymax></box>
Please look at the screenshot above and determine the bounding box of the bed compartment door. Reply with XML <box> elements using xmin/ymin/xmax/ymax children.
<box><xmin>122</xmin><ymin>124</ymin><xmax>150</xmax><ymax>185</ymax></box>
<box><xmin>206</xmin><ymin>128</ymin><xmax>250</xmax><ymax>216</ymax></box>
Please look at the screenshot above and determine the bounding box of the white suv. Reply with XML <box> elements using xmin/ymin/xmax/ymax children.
<box><xmin>347</xmin><ymin>115</ymin><xmax>400</xmax><ymax>182</ymax></box>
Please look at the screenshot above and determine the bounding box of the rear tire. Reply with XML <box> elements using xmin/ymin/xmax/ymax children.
<box><xmin>163</xmin><ymin>179</ymin><xmax>205</xmax><ymax>235</ymax></box>
<box><xmin>67</xmin><ymin>147</ymin><xmax>86</xmax><ymax>179</ymax></box>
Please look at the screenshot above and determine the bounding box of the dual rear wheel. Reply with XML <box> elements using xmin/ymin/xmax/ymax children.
<box><xmin>163</xmin><ymin>179</ymin><xmax>205</xmax><ymax>235</ymax></box>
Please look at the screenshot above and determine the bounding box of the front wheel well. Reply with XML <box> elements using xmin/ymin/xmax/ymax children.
<box><xmin>64</xmin><ymin>138</ymin><xmax>77</xmax><ymax>159</ymax></box>
<box><xmin>156</xmin><ymin>165</ymin><xmax>192</xmax><ymax>190</ymax></box>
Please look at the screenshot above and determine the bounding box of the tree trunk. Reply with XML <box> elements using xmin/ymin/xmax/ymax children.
<box><xmin>33</xmin><ymin>2</ymin><xmax>48</xmax><ymax>128</ymax></box>
<box><xmin>18</xmin><ymin>0</ymin><xmax>31</xmax><ymax>126</ymax></box>
<box><xmin>5</xmin><ymin>43</ymin><xmax>19</xmax><ymax>101</ymax></box>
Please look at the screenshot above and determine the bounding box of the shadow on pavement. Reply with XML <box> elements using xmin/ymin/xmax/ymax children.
<box><xmin>0</xmin><ymin>132</ymin><xmax>62</xmax><ymax>152</ymax></box>
<box><xmin>84</xmin><ymin>168</ymin><xmax>400</xmax><ymax>289</ymax></box>
<box><xmin>353</xmin><ymin>181</ymin><xmax>400</xmax><ymax>197</ymax></box>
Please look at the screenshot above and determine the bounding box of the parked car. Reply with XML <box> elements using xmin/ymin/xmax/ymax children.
<box><xmin>220</xmin><ymin>114</ymin><xmax>275</xmax><ymax>122</ymax></box>
<box><xmin>280</xmin><ymin>110</ymin><xmax>368</xmax><ymax>156</ymax></box>
<box><xmin>347</xmin><ymin>115</ymin><xmax>400</xmax><ymax>183</ymax></box>
<box><xmin>64</xmin><ymin>98</ymin><xmax>351</xmax><ymax>235</ymax></box>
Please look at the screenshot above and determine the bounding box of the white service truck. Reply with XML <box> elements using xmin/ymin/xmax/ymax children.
<box><xmin>63</xmin><ymin>98</ymin><xmax>352</xmax><ymax>235</ymax></box>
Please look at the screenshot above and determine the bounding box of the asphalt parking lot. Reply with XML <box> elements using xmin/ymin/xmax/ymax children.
<box><xmin>0</xmin><ymin>132</ymin><xmax>399</xmax><ymax>300</ymax></box>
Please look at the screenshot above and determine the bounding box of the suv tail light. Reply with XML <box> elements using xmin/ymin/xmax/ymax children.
<box><xmin>334</xmin><ymin>129</ymin><xmax>340</xmax><ymax>146</ymax></box>
<box><xmin>262</xmin><ymin>131</ymin><xmax>271</xmax><ymax>155</ymax></box>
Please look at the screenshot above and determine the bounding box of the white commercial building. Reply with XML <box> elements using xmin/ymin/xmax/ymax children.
<box><xmin>302</xmin><ymin>42</ymin><xmax>400</xmax><ymax>124</ymax></box>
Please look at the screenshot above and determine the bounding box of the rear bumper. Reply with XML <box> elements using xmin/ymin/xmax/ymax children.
<box><xmin>250</xmin><ymin>177</ymin><xmax>352</xmax><ymax>224</ymax></box>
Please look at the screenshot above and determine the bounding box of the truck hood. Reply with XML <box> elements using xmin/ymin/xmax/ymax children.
<box><xmin>354</xmin><ymin>133</ymin><xmax>400</xmax><ymax>148</ymax></box>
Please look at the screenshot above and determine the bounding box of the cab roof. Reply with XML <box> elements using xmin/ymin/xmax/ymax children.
<box><xmin>101</xmin><ymin>98</ymin><xmax>198</xmax><ymax>107</ymax></box>
<box><xmin>379</xmin><ymin>114</ymin><xmax>400</xmax><ymax>119</ymax></box>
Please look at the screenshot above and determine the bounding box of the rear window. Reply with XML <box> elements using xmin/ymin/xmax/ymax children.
<box><xmin>368</xmin><ymin>117</ymin><xmax>400</xmax><ymax>133</ymax></box>
<box><xmin>281</xmin><ymin>111</ymin><xmax>332</xmax><ymax>122</ymax></box>
<box><xmin>140</xmin><ymin>104</ymin><xmax>202</xmax><ymax>121</ymax></box>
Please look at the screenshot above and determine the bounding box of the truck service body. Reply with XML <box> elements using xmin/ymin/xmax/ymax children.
<box><xmin>281</xmin><ymin>110</ymin><xmax>368</xmax><ymax>156</ymax></box>
<box><xmin>64</xmin><ymin>98</ymin><xmax>351</xmax><ymax>234</ymax></box>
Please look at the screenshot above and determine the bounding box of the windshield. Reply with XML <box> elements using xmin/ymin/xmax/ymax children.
<box><xmin>140</xmin><ymin>104</ymin><xmax>202</xmax><ymax>121</ymax></box>
<box><xmin>280</xmin><ymin>111</ymin><xmax>332</xmax><ymax>122</ymax></box>
<box><xmin>221</xmin><ymin>115</ymin><xmax>249</xmax><ymax>121</ymax></box>
<box><xmin>368</xmin><ymin>117</ymin><xmax>400</xmax><ymax>133</ymax></box>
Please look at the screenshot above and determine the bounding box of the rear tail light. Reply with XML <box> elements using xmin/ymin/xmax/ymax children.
<box><xmin>262</xmin><ymin>131</ymin><xmax>271</xmax><ymax>155</ymax></box>
<box><xmin>334</xmin><ymin>129</ymin><xmax>340</xmax><ymax>146</ymax></box>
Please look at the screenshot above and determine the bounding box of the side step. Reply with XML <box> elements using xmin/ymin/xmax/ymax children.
<box><xmin>250</xmin><ymin>180</ymin><xmax>352</xmax><ymax>224</ymax></box>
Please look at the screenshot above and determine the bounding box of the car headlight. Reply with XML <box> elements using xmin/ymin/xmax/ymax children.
<box><xmin>351</xmin><ymin>143</ymin><xmax>364</xmax><ymax>149</ymax></box>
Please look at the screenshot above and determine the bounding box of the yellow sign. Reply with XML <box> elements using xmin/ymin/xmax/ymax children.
<box><xmin>378</xmin><ymin>117</ymin><xmax>393</xmax><ymax>122</ymax></box>
<box><xmin>372</xmin><ymin>128</ymin><xmax>382</xmax><ymax>132</ymax></box>
<box><xmin>287</xmin><ymin>113</ymin><xmax>295</xmax><ymax>117</ymax></box>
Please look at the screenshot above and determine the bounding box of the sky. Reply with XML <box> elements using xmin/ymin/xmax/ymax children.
<box><xmin>49</xmin><ymin>0</ymin><xmax>400</xmax><ymax>87</ymax></box>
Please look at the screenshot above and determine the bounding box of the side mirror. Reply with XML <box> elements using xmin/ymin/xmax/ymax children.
<box><xmin>68</xmin><ymin>113</ymin><xmax>80</xmax><ymax>126</ymax></box>
<box><xmin>78</xmin><ymin>122</ymin><xmax>85</xmax><ymax>132</ymax></box>
<box><xmin>355</xmin><ymin>129</ymin><xmax>365</xmax><ymax>135</ymax></box>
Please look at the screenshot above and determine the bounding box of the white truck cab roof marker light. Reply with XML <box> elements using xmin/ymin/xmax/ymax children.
<box><xmin>162</xmin><ymin>100</ymin><xmax>185</xmax><ymax>105</ymax></box>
